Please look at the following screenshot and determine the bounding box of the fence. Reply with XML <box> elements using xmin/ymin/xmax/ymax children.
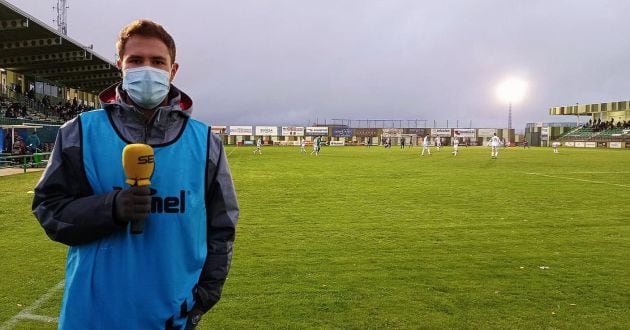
<box><xmin>0</xmin><ymin>152</ymin><xmax>51</xmax><ymax>173</ymax></box>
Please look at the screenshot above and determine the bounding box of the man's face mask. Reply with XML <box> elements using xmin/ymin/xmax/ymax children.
<box><xmin>122</xmin><ymin>66</ymin><xmax>170</xmax><ymax>109</ymax></box>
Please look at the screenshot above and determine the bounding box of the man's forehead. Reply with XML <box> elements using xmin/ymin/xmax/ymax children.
<box><xmin>121</xmin><ymin>36</ymin><xmax>170</xmax><ymax>57</ymax></box>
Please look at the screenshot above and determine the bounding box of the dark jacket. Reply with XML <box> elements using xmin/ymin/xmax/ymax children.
<box><xmin>32</xmin><ymin>83</ymin><xmax>239</xmax><ymax>314</ymax></box>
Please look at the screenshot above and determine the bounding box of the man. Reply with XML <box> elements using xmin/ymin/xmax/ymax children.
<box><xmin>300</xmin><ymin>138</ymin><xmax>306</xmax><ymax>153</ymax></box>
<box><xmin>311</xmin><ymin>136</ymin><xmax>321</xmax><ymax>156</ymax></box>
<box><xmin>32</xmin><ymin>19</ymin><xmax>239</xmax><ymax>329</ymax></box>
<box><xmin>25</xmin><ymin>130</ymin><xmax>41</xmax><ymax>153</ymax></box>
<box><xmin>552</xmin><ymin>141</ymin><xmax>560</xmax><ymax>153</ymax></box>
<box><xmin>421</xmin><ymin>134</ymin><xmax>431</xmax><ymax>156</ymax></box>
<box><xmin>254</xmin><ymin>137</ymin><xmax>262</xmax><ymax>154</ymax></box>
<box><xmin>434</xmin><ymin>135</ymin><xmax>441</xmax><ymax>151</ymax></box>
<box><xmin>452</xmin><ymin>136</ymin><xmax>459</xmax><ymax>156</ymax></box>
<box><xmin>490</xmin><ymin>132</ymin><xmax>501</xmax><ymax>158</ymax></box>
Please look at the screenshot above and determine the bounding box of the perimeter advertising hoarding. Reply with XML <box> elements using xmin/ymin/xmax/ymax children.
<box><xmin>431</xmin><ymin>128</ymin><xmax>452</xmax><ymax>137</ymax></box>
<box><xmin>306</xmin><ymin>127</ymin><xmax>329</xmax><ymax>136</ymax></box>
<box><xmin>331</xmin><ymin>127</ymin><xmax>353</xmax><ymax>137</ymax></box>
<box><xmin>585</xmin><ymin>142</ymin><xmax>597</xmax><ymax>148</ymax></box>
<box><xmin>211</xmin><ymin>125</ymin><xmax>227</xmax><ymax>135</ymax></box>
<box><xmin>609</xmin><ymin>142</ymin><xmax>622</xmax><ymax>148</ymax></box>
<box><xmin>381</xmin><ymin>128</ymin><xmax>403</xmax><ymax>137</ymax></box>
<box><xmin>281</xmin><ymin>126</ymin><xmax>305</xmax><ymax>136</ymax></box>
<box><xmin>255</xmin><ymin>126</ymin><xmax>278</xmax><ymax>136</ymax></box>
<box><xmin>564</xmin><ymin>142</ymin><xmax>575</xmax><ymax>147</ymax></box>
<box><xmin>405</xmin><ymin>128</ymin><xmax>428</xmax><ymax>136</ymax></box>
<box><xmin>575</xmin><ymin>142</ymin><xmax>585</xmax><ymax>147</ymax></box>
<box><xmin>354</xmin><ymin>128</ymin><xmax>378</xmax><ymax>137</ymax></box>
<box><xmin>453</xmin><ymin>128</ymin><xmax>475</xmax><ymax>138</ymax></box>
<box><xmin>477</xmin><ymin>128</ymin><xmax>497</xmax><ymax>137</ymax></box>
<box><xmin>229</xmin><ymin>126</ymin><xmax>253</xmax><ymax>136</ymax></box>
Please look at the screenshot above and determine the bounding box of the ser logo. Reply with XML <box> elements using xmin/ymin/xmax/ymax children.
<box><xmin>137</xmin><ymin>154</ymin><xmax>154</xmax><ymax>165</ymax></box>
<box><xmin>114</xmin><ymin>187</ymin><xmax>186</xmax><ymax>213</ymax></box>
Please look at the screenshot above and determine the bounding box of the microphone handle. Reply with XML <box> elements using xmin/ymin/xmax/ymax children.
<box><xmin>131</xmin><ymin>218</ymin><xmax>145</xmax><ymax>234</ymax></box>
<box><xmin>130</xmin><ymin>181</ymin><xmax>148</xmax><ymax>235</ymax></box>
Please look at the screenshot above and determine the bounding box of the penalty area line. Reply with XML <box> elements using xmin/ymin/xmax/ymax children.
<box><xmin>525</xmin><ymin>172</ymin><xmax>630</xmax><ymax>188</ymax></box>
<box><xmin>0</xmin><ymin>280</ymin><xmax>64</xmax><ymax>330</ymax></box>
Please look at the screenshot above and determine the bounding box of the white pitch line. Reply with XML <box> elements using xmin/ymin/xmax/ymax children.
<box><xmin>226</xmin><ymin>147</ymin><xmax>237</xmax><ymax>157</ymax></box>
<box><xmin>568</xmin><ymin>171</ymin><xmax>630</xmax><ymax>174</ymax></box>
<box><xmin>0</xmin><ymin>280</ymin><xmax>64</xmax><ymax>330</ymax></box>
<box><xmin>525</xmin><ymin>172</ymin><xmax>630</xmax><ymax>188</ymax></box>
<box><xmin>14</xmin><ymin>313</ymin><xmax>57</xmax><ymax>323</ymax></box>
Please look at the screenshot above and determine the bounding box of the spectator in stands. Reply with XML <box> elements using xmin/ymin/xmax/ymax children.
<box><xmin>25</xmin><ymin>131</ymin><xmax>41</xmax><ymax>153</ymax></box>
<box><xmin>33</xmin><ymin>19</ymin><xmax>238</xmax><ymax>329</ymax></box>
<box><xmin>27</xmin><ymin>86</ymin><xmax>35</xmax><ymax>100</ymax></box>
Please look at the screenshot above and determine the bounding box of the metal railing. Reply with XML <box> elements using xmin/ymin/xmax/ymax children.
<box><xmin>0</xmin><ymin>152</ymin><xmax>51</xmax><ymax>173</ymax></box>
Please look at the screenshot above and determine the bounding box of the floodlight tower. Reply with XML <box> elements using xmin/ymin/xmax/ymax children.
<box><xmin>53</xmin><ymin>0</ymin><xmax>68</xmax><ymax>35</ymax></box>
<box><xmin>496</xmin><ymin>78</ymin><xmax>527</xmax><ymax>130</ymax></box>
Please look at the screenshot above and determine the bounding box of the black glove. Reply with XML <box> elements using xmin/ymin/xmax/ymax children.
<box><xmin>113</xmin><ymin>185</ymin><xmax>152</xmax><ymax>233</ymax></box>
<box><xmin>185</xmin><ymin>309</ymin><xmax>203</xmax><ymax>329</ymax></box>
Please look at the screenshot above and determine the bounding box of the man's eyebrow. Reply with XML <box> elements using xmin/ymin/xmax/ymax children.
<box><xmin>125</xmin><ymin>55</ymin><xmax>168</xmax><ymax>61</ymax></box>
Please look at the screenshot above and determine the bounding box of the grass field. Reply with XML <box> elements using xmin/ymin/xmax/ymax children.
<box><xmin>1</xmin><ymin>145</ymin><xmax>629</xmax><ymax>329</ymax></box>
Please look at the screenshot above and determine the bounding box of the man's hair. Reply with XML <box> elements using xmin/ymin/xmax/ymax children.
<box><xmin>116</xmin><ymin>19</ymin><xmax>176</xmax><ymax>63</ymax></box>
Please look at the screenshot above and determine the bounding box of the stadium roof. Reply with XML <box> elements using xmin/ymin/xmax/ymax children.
<box><xmin>0</xmin><ymin>0</ymin><xmax>120</xmax><ymax>94</ymax></box>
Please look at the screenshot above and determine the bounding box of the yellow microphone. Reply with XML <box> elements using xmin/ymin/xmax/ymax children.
<box><xmin>123</xmin><ymin>144</ymin><xmax>154</xmax><ymax>186</ymax></box>
<box><xmin>122</xmin><ymin>144</ymin><xmax>154</xmax><ymax>234</ymax></box>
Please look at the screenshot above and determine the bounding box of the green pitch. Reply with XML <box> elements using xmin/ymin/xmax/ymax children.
<box><xmin>1</xmin><ymin>146</ymin><xmax>629</xmax><ymax>329</ymax></box>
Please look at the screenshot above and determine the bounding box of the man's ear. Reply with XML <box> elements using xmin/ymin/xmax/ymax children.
<box><xmin>169</xmin><ymin>63</ymin><xmax>179</xmax><ymax>82</ymax></box>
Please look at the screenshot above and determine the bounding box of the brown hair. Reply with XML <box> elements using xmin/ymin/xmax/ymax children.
<box><xmin>116</xmin><ymin>19</ymin><xmax>176</xmax><ymax>63</ymax></box>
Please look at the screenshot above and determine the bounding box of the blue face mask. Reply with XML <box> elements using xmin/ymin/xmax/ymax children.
<box><xmin>122</xmin><ymin>66</ymin><xmax>171</xmax><ymax>109</ymax></box>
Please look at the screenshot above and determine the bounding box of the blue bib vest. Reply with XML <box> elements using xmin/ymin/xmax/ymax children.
<box><xmin>59</xmin><ymin>110</ymin><xmax>209</xmax><ymax>329</ymax></box>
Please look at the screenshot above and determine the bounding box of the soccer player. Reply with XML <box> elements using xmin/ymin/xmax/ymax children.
<box><xmin>300</xmin><ymin>139</ymin><xmax>306</xmax><ymax>153</ymax></box>
<box><xmin>552</xmin><ymin>141</ymin><xmax>560</xmax><ymax>153</ymax></box>
<box><xmin>421</xmin><ymin>134</ymin><xmax>431</xmax><ymax>156</ymax></box>
<box><xmin>490</xmin><ymin>133</ymin><xmax>501</xmax><ymax>158</ymax></box>
<box><xmin>452</xmin><ymin>137</ymin><xmax>459</xmax><ymax>156</ymax></box>
<box><xmin>254</xmin><ymin>137</ymin><xmax>262</xmax><ymax>154</ymax></box>
<box><xmin>434</xmin><ymin>135</ymin><xmax>442</xmax><ymax>151</ymax></box>
<box><xmin>311</xmin><ymin>136</ymin><xmax>320</xmax><ymax>156</ymax></box>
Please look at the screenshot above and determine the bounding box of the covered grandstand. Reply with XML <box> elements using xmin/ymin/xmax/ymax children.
<box><xmin>1</xmin><ymin>0</ymin><xmax>120</xmax><ymax>150</ymax></box>
<box><xmin>548</xmin><ymin>101</ymin><xmax>630</xmax><ymax>148</ymax></box>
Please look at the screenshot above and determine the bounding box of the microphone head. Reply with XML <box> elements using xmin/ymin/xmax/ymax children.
<box><xmin>122</xmin><ymin>144</ymin><xmax>154</xmax><ymax>186</ymax></box>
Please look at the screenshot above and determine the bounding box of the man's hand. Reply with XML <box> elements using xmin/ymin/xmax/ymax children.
<box><xmin>114</xmin><ymin>186</ymin><xmax>152</xmax><ymax>225</ymax></box>
<box><xmin>185</xmin><ymin>309</ymin><xmax>203</xmax><ymax>329</ymax></box>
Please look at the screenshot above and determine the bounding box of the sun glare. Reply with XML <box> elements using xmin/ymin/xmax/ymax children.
<box><xmin>496</xmin><ymin>78</ymin><xmax>527</xmax><ymax>103</ymax></box>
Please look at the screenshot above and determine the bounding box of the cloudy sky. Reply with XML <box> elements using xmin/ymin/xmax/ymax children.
<box><xmin>8</xmin><ymin>0</ymin><xmax>630</xmax><ymax>130</ymax></box>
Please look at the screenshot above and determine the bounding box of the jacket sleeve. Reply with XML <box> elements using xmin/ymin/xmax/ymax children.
<box><xmin>194</xmin><ymin>133</ymin><xmax>239</xmax><ymax>313</ymax></box>
<box><xmin>32</xmin><ymin>118</ymin><xmax>124</xmax><ymax>246</ymax></box>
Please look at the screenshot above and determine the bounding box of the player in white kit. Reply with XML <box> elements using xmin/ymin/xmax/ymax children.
<box><xmin>254</xmin><ymin>137</ymin><xmax>262</xmax><ymax>155</ymax></box>
<box><xmin>490</xmin><ymin>133</ymin><xmax>501</xmax><ymax>158</ymax></box>
<box><xmin>421</xmin><ymin>135</ymin><xmax>431</xmax><ymax>156</ymax></box>
<box><xmin>301</xmin><ymin>139</ymin><xmax>307</xmax><ymax>152</ymax></box>
<box><xmin>452</xmin><ymin>137</ymin><xmax>459</xmax><ymax>156</ymax></box>
<box><xmin>434</xmin><ymin>136</ymin><xmax>442</xmax><ymax>151</ymax></box>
